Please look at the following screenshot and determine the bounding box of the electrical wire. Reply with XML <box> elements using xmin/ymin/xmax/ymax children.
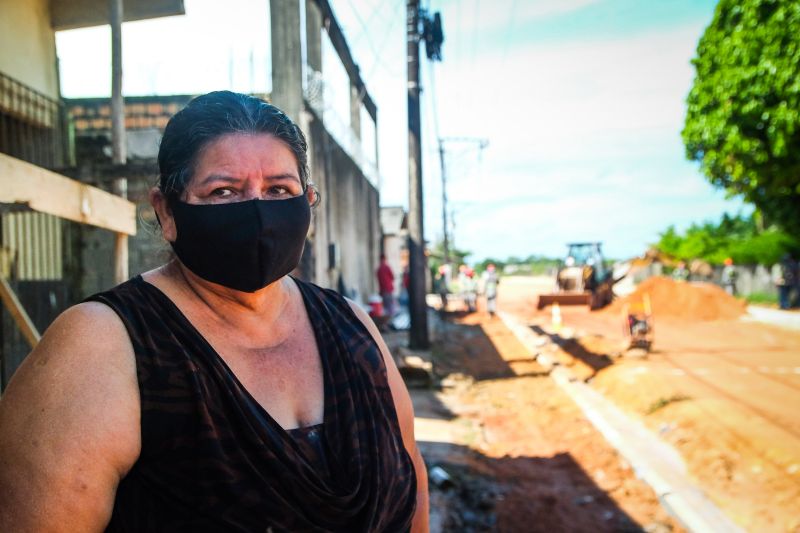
<box><xmin>345</xmin><ymin>0</ymin><xmax>380</xmax><ymax>59</ymax></box>
<box><xmin>501</xmin><ymin>0</ymin><xmax>519</xmax><ymax>69</ymax></box>
<box><xmin>355</xmin><ymin>0</ymin><xmax>405</xmax><ymax>106</ymax></box>
<box><xmin>465</xmin><ymin>0</ymin><xmax>480</xmax><ymax>114</ymax></box>
<box><xmin>348</xmin><ymin>0</ymin><xmax>395</xmax><ymax>49</ymax></box>
<box><xmin>425</xmin><ymin>43</ymin><xmax>445</xmax><ymax>244</ymax></box>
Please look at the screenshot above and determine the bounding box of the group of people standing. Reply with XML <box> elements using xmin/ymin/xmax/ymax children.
<box><xmin>434</xmin><ymin>263</ymin><xmax>499</xmax><ymax>316</ymax></box>
<box><xmin>375</xmin><ymin>254</ymin><xmax>500</xmax><ymax>317</ymax></box>
<box><xmin>378</xmin><ymin>257</ymin><xmax>500</xmax><ymax>318</ymax></box>
<box><xmin>673</xmin><ymin>254</ymin><xmax>800</xmax><ymax>311</ymax></box>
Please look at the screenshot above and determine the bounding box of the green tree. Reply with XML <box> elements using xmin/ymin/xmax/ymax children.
<box><xmin>427</xmin><ymin>241</ymin><xmax>471</xmax><ymax>280</ymax></box>
<box><xmin>654</xmin><ymin>213</ymin><xmax>797</xmax><ymax>265</ymax></box>
<box><xmin>683</xmin><ymin>0</ymin><xmax>800</xmax><ymax>234</ymax></box>
<box><xmin>475</xmin><ymin>258</ymin><xmax>506</xmax><ymax>273</ymax></box>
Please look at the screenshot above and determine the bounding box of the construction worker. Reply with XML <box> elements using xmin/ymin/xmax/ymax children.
<box><xmin>436</xmin><ymin>264</ymin><xmax>449</xmax><ymax>313</ymax></box>
<box><xmin>721</xmin><ymin>257</ymin><xmax>737</xmax><ymax>296</ymax></box>
<box><xmin>482</xmin><ymin>264</ymin><xmax>500</xmax><ymax>317</ymax></box>
<box><xmin>463</xmin><ymin>268</ymin><xmax>478</xmax><ymax>312</ymax></box>
<box><xmin>672</xmin><ymin>261</ymin><xmax>689</xmax><ymax>282</ymax></box>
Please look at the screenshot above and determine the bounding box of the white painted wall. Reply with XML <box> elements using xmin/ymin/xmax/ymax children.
<box><xmin>0</xmin><ymin>0</ymin><xmax>59</xmax><ymax>98</ymax></box>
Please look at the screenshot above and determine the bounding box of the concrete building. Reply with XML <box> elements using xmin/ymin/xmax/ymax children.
<box><xmin>1</xmin><ymin>0</ymin><xmax>385</xmax><ymax>386</ymax></box>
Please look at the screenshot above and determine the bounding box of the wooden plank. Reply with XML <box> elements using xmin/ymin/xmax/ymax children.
<box><xmin>112</xmin><ymin>179</ymin><xmax>129</xmax><ymax>284</ymax></box>
<box><xmin>0</xmin><ymin>152</ymin><xmax>136</xmax><ymax>236</ymax></box>
<box><xmin>0</xmin><ymin>275</ymin><xmax>40</xmax><ymax>349</ymax></box>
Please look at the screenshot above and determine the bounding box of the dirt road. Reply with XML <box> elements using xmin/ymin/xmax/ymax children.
<box><xmin>497</xmin><ymin>276</ymin><xmax>800</xmax><ymax>532</ymax></box>
<box><xmin>397</xmin><ymin>308</ymin><xmax>683</xmax><ymax>532</ymax></box>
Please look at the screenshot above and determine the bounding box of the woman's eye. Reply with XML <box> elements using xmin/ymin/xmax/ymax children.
<box><xmin>268</xmin><ymin>186</ymin><xmax>291</xmax><ymax>197</ymax></box>
<box><xmin>211</xmin><ymin>188</ymin><xmax>234</xmax><ymax>198</ymax></box>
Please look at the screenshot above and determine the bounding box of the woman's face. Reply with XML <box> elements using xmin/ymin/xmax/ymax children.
<box><xmin>184</xmin><ymin>133</ymin><xmax>303</xmax><ymax>205</ymax></box>
<box><xmin>152</xmin><ymin>132</ymin><xmax>314</xmax><ymax>242</ymax></box>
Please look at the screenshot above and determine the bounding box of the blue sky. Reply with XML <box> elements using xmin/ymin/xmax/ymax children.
<box><xmin>56</xmin><ymin>0</ymin><xmax>746</xmax><ymax>261</ymax></box>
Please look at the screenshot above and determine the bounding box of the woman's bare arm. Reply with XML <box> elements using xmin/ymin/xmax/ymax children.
<box><xmin>347</xmin><ymin>301</ymin><xmax>430</xmax><ymax>533</ymax></box>
<box><xmin>0</xmin><ymin>302</ymin><xmax>141</xmax><ymax>532</ymax></box>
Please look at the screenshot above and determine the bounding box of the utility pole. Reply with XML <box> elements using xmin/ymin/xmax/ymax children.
<box><xmin>110</xmin><ymin>0</ymin><xmax>128</xmax><ymax>284</ymax></box>
<box><xmin>437</xmin><ymin>137</ymin><xmax>488</xmax><ymax>273</ymax></box>
<box><xmin>407</xmin><ymin>0</ymin><xmax>429</xmax><ymax>349</ymax></box>
<box><xmin>438</xmin><ymin>138</ymin><xmax>449</xmax><ymax>265</ymax></box>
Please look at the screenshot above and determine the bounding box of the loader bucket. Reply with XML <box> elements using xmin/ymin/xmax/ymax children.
<box><xmin>537</xmin><ymin>292</ymin><xmax>592</xmax><ymax>310</ymax></box>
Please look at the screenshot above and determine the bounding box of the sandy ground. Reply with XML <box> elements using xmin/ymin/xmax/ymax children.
<box><xmin>497</xmin><ymin>276</ymin><xmax>800</xmax><ymax>532</ymax></box>
<box><xmin>391</xmin><ymin>299</ymin><xmax>683</xmax><ymax>532</ymax></box>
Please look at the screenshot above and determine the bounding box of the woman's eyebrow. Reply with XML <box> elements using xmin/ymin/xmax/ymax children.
<box><xmin>266</xmin><ymin>173</ymin><xmax>301</xmax><ymax>183</ymax></box>
<box><xmin>197</xmin><ymin>173</ymin><xmax>300</xmax><ymax>186</ymax></box>
<box><xmin>199</xmin><ymin>174</ymin><xmax>240</xmax><ymax>186</ymax></box>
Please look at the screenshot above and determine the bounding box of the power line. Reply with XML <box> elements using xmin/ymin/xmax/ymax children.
<box><xmin>345</xmin><ymin>0</ymin><xmax>380</xmax><ymax>59</ymax></box>
<box><xmin>437</xmin><ymin>137</ymin><xmax>488</xmax><ymax>266</ymax></box>
<box><xmin>363</xmin><ymin>1</ymin><xmax>405</xmax><ymax>79</ymax></box>
<box><xmin>349</xmin><ymin>0</ymin><xmax>394</xmax><ymax>49</ymax></box>
<box><xmin>355</xmin><ymin>1</ymin><xmax>405</xmax><ymax>105</ymax></box>
<box><xmin>501</xmin><ymin>0</ymin><xmax>519</xmax><ymax>68</ymax></box>
<box><xmin>427</xmin><ymin>58</ymin><xmax>441</xmax><ymax>141</ymax></box>
<box><xmin>465</xmin><ymin>0</ymin><xmax>480</xmax><ymax>113</ymax></box>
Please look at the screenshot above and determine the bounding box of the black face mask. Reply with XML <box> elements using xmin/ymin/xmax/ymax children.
<box><xmin>169</xmin><ymin>194</ymin><xmax>311</xmax><ymax>292</ymax></box>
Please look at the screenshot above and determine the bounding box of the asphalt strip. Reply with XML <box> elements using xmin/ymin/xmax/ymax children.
<box><xmin>498</xmin><ymin>311</ymin><xmax>745</xmax><ymax>533</ymax></box>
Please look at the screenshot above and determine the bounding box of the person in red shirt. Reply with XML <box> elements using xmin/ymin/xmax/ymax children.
<box><xmin>377</xmin><ymin>254</ymin><xmax>396</xmax><ymax>317</ymax></box>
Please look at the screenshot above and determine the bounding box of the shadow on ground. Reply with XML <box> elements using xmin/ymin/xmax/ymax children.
<box><xmin>530</xmin><ymin>324</ymin><xmax>614</xmax><ymax>375</ymax></box>
<box><xmin>432</xmin><ymin>317</ymin><xmax>518</xmax><ymax>381</ymax></box>
<box><xmin>421</xmin><ymin>441</ymin><xmax>646</xmax><ymax>533</ymax></box>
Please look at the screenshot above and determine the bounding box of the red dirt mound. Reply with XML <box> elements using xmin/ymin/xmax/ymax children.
<box><xmin>606</xmin><ymin>276</ymin><xmax>746</xmax><ymax>321</ymax></box>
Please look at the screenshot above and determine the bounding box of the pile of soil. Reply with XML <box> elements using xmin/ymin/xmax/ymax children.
<box><xmin>607</xmin><ymin>276</ymin><xmax>746</xmax><ymax>321</ymax></box>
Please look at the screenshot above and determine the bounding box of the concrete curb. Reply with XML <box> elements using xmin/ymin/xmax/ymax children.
<box><xmin>744</xmin><ymin>305</ymin><xmax>800</xmax><ymax>331</ymax></box>
<box><xmin>498</xmin><ymin>311</ymin><xmax>745</xmax><ymax>533</ymax></box>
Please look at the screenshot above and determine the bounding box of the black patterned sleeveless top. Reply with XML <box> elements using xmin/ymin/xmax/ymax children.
<box><xmin>86</xmin><ymin>276</ymin><xmax>416</xmax><ymax>532</ymax></box>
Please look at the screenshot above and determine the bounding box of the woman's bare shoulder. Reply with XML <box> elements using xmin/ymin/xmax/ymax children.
<box><xmin>0</xmin><ymin>301</ymin><xmax>140</xmax><ymax>530</ymax></box>
<box><xmin>4</xmin><ymin>300</ymin><xmax>137</xmax><ymax>386</ymax></box>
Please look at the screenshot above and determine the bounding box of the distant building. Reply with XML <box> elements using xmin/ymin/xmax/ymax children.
<box><xmin>0</xmin><ymin>0</ymin><xmax>184</xmax><ymax>388</ymax></box>
<box><xmin>1</xmin><ymin>0</ymin><xmax>386</xmax><ymax>387</ymax></box>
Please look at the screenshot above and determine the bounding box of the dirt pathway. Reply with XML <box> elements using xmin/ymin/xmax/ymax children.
<box><xmin>401</xmin><ymin>311</ymin><xmax>683</xmax><ymax>532</ymax></box>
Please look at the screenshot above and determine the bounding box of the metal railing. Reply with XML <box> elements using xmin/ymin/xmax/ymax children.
<box><xmin>304</xmin><ymin>67</ymin><xmax>381</xmax><ymax>187</ymax></box>
<box><xmin>0</xmin><ymin>71</ymin><xmax>69</xmax><ymax>169</ymax></box>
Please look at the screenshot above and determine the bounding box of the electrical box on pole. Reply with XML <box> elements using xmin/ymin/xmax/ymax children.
<box><xmin>422</xmin><ymin>11</ymin><xmax>444</xmax><ymax>60</ymax></box>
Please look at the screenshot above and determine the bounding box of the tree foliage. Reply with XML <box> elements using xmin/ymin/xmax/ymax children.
<box><xmin>655</xmin><ymin>213</ymin><xmax>797</xmax><ymax>265</ymax></box>
<box><xmin>427</xmin><ymin>241</ymin><xmax>472</xmax><ymax>279</ymax></box>
<box><xmin>683</xmin><ymin>0</ymin><xmax>800</xmax><ymax>234</ymax></box>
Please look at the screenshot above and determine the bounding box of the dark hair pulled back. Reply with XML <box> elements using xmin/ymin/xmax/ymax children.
<box><xmin>158</xmin><ymin>91</ymin><xmax>309</xmax><ymax>206</ymax></box>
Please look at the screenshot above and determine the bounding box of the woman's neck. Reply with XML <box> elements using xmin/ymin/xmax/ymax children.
<box><xmin>153</xmin><ymin>261</ymin><xmax>297</xmax><ymax>344</ymax></box>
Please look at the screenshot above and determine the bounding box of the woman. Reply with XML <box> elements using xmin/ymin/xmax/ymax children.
<box><xmin>0</xmin><ymin>91</ymin><xmax>428</xmax><ymax>532</ymax></box>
